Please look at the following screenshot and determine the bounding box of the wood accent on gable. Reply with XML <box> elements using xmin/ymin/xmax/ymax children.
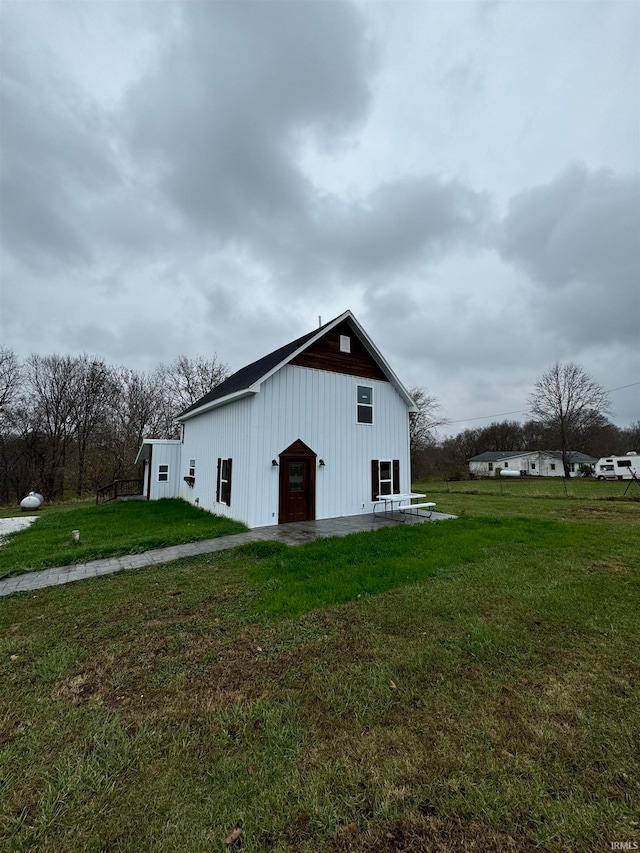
<box><xmin>279</xmin><ymin>439</ymin><xmax>317</xmax><ymax>458</ymax></box>
<box><xmin>290</xmin><ymin>320</ymin><xmax>388</xmax><ymax>381</ymax></box>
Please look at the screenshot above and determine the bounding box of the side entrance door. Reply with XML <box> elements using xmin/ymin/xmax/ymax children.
<box><xmin>278</xmin><ymin>440</ymin><xmax>317</xmax><ymax>524</ymax></box>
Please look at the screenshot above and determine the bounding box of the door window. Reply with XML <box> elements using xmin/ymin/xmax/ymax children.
<box><xmin>289</xmin><ymin>463</ymin><xmax>304</xmax><ymax>492</ymax></box>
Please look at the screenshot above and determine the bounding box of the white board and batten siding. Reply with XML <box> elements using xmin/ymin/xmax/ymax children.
<box><xmin>179</xmin><ymin>395</ymin><xmax>254</xmax><ymax>521</ymax></box>
<box><xmin>143</xmin><ymin>440</ymin><xmax>181</xmax><ymax>501</ymax></box>
<box><xmin>180</xmin><ymin>364</ymin><xmax>411</xmax><ymax>528</ymax></box>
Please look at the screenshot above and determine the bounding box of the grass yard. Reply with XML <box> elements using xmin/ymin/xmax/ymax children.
<box><xmin>0</xmin><ymin>499</ymin><xmax>247</xmax><ymax>578</ymax></box>
<box><xmin>1</xmin><ymin>491</ymin><xmax>639</xmax><ymax>851</ymax></box>
<box><xmin>415</xmin><ymin>475</ymin><xmax>640</xmax><ymax>502</ymax></box>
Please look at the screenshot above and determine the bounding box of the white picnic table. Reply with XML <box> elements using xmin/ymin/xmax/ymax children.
<box><xmin>372</xmin><ymin>492</ymin><xmax>436</xmax><ymax>521</ymax></box>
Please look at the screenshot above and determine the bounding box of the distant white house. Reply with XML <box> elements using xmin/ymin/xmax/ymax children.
<box><xmin>468</xmin><ymin>450</ymin><xmax>598</xmax><ymax>478</ymax></box>
<box><xmin>136</xmin><ymin>311</ymin><xmax>417</xmax><ymax>528</ymax></box>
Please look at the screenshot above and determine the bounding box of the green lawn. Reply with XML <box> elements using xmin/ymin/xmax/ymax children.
<box><xmin>0</xmin><ymin>499</ymin><xmax>247</xmax><ymax>578</ymax></box>
<box><xmin>416</xmin><ymin>474</ymin><xmax>639</xmax><ymax>501</ymax></box>
<box><xmin>1</xmin><ymin>491</ymin><xmax>639</xmax><ymax>851</ymax></box>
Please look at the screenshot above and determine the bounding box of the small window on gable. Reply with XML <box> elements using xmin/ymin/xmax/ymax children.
<box><xmin>550</xmin><ymin>463</ymin><xmax>556</xmax><ymax>471</ymax></box>
<box><xmin>158</xmin><ymin>464</ymin><xmax>169</xmax><ymax>482</ymax></box>
<box><xmin>340</xmin><ymin>334</ymin><xmax>351</xmax><ymax>353</ymax></box>
<box><xmin>357</xmin><ymin>385</ymin><xmax>373</xmax><ymax>424</ymax></box>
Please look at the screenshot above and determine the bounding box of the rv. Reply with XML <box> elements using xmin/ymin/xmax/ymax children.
<box><xmin>595</xmin><ymin>453</ymin><xmax>639</xmax><ymax>481</ymax></box>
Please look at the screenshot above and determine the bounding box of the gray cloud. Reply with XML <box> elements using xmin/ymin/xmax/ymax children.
<box><xmin>117</xmin><ymin>2</ymin><xmax>491</xmax><ymax>294</ymax></box>
<box><xmin>0</xmin><ymin>19</ymin><xmax>119</xmax><ymax>272</ymax></box>
<box><xmin>317</xmin><ymin>176</ymin><xmax>489</xmax><ymax>277</ymax></box>
<box><xmin>124</xmin><ymin>1</ymin><xmax>371</xmax><ymax>240</ymax></box>
<box><xmin>498</xmin><ymin>165</ymin><xmax>640</xmax><ymax>346</ymax></box>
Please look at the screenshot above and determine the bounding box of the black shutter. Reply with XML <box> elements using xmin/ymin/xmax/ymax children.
<box><xmin>393</xmin><ymin>459</ymin><xmax>400</xmax><ymax>494</ymax></box>
<box><xmin>371</xmin><ymin>460</ymin><xmax>379</xmax><ymax>501</ymax></box>
<box><xmin>226</xmin><ymin>458</ymin><xmax>232</xmax><ymax>506</ymax></box>
<box><xmin>216</xmin><ymin>458</ymin><xmax>221</xmax><ymax>503</ymax></box>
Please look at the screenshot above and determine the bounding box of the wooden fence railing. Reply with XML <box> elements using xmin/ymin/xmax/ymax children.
<box><xmin>96</xmin><ymin>479</ymin><xmax>144</xmax><ymax>504</ymax></box>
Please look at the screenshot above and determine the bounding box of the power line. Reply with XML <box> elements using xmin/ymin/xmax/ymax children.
<box><xmin>606</xmin><ymin>381</ymin><xmax>640</xmax><ymax>393</ymax></box>
<box><xmin>446</xmin><ymin>381</ymin><xmax>640</xmax><ymax>427</ymax></box>
<box><xmin>448</xmin><ymin>409</ymin><xmax>528</xmax><ymax>425</ymax></box>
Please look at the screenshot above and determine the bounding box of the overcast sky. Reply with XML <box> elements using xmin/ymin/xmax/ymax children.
<box><xmin>1</xmin><ymin>0</ymin><xmax>638</xmax><ymax>434</ymax></box>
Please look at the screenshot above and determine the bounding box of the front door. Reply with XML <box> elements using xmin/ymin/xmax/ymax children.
<box><xmin>278</xmin><ymin>440</ymin><xmax>316</xmax><ymax>524</ymax></box>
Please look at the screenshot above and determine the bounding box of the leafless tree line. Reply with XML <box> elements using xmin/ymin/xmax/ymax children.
<box><xmin>1</xmin><ymin>346</ymin><xmax>635</xmax><ymax>502</ymax></box>
<box><xmin>411</xmin><ymin>364</ymin><xmax>638</xmax><ymax>480</ymax></box>
<box><xmin>0</xmin><ymin>347</ymin><xmax>228</xmax><ymax>503</ymax></box>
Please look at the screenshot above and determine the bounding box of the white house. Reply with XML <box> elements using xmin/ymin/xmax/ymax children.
<box><xmin>468</xmin><ymin>450</ymin><xmax>598</xmax><ymax>478</ymax></box>
<box><xmin>135</xmin><ymin>311</ymin><xmax>417</xmax><ymax>528</ymax></box>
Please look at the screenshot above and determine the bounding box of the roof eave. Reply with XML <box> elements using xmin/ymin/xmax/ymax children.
<box><xmin>176</xmin><ymin>388</ymin><xmax>259</xmax><ymax>422</ymax></box>
<box><xmin>134</xmin><ymin>438</ymin><xmax>181</xmax><ymax>464</ymax></box>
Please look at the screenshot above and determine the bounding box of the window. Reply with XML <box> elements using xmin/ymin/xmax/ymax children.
<box><xmin>340</xmin><ymin>335</ymin><xmax>351</xmax><ymax>353</ymax></box>
<box><xmin>531</xmin><ymin>463</ymin><xmax>536</xmax><ymax>470</ymax></box>
<box><xmin>378</xmin><ymin>460</ymin><xmax>393</xmax><ymax>495</ymax></box>
<box><xmin>550</xmin><ymin>464</ymin><xmax>556</xmax><ymax>471</ymax></box>
<box><xmin>488</xmin><ymin>462</ymin><xmax>493</xmax><ymax>471</ymax></box>
<box><xmin>158</xmin><ymin>464</ymin><xmax>169</xmax><ymax>482</ymax></box>
<box><xmin>357</xmin><ymin>385</ymin><xmax>373</xmax><ymax>424</ymax></box>
<box><xmin>371</xmin><ymin>459</ymin><xmax>399</xmax><ymax>499</ymax></box>
<box><xmin>189</xmin><ymin>459</ymin><xmax>196</xmax><ymax>478</ymax></box>
<box><xmin>217</xmin><ymin>458</ymin><xmax>232</xmax><ymax>506</ymax></box>
<box><xmin>569</xmin><ymin>463</ymin><xmax>576</xmax><ymax>473</ymax></box>
<box><xmin>617</xmin><ymin>460</ymin><xmax>632</xmax><ymax>468</ymax></box>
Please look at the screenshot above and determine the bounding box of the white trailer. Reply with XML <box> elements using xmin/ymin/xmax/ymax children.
<box><xmin>595</xmin><ymin>453</ymin><xmax>639</xmax><ymax>480</ymax></box>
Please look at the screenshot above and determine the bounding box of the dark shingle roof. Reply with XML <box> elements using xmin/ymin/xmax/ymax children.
<box><xmin>468</xmin><ymin>451</ymin><xmax>525</xmax><ymax>462</ymax></box>
<box><xmin>178</xmin><ymin>320</ymin><xmax>332</xmax><ymax>418</ymax></box>
<box><xmin>469</xmin><ymin>450</ymin><xmax>598</xmax><ymax>463</ymax></box>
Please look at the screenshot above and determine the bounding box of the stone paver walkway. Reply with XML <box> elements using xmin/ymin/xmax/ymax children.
<box><xmin>0</xmin><ymin>510</ymin><xmax>455</xmax><ymax>598</ymax></box>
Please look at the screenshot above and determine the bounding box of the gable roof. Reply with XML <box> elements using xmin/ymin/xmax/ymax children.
<box><xmin>177</xmin><ymin>310</ymin><xmax>416</xmax><ymax>421</ymax></box>
<box><xmin>468</xmin><ymin>451</ymin><xmax>527</xmax><ymax>463</ymax></box>
<box><xmin>468</xmin><ymin>450</ymin><xmax>598</xmax><ymax>463</ymax></box>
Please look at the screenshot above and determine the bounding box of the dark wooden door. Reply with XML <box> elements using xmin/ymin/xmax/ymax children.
<box><xmin>279</xmin><ymin>458</ymin><xmax>311</xmax><ymax>523</ymax></box>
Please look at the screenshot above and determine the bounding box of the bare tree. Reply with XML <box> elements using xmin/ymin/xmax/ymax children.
<box><xmin>528</xmin><ymin>361</ymin><xmax>611</xmax><ymax>477</ymax></box>
<box><xmin>478</xmin><ymin>420</ymin><xmax>524</xmax><ymax>452</ymax></box>
<box><xmin>24</xmin><ymin>354</ymin><xmax>81</xmax><ymax>499</ymax></box>
<box><xmin>101</xmin><ymin>367</ymin><xmax>166</xmax><ymax>480</ymax></box>
<box><xmin>154</xmin><ymin>354</ymin><xmax>229</xmax><ymax>436</ymax></box>
<box><xmin>70</xmin><ymin>356</ymin><xmax>118</xmax><ymax>496</ymax></box>
<box><xmin>0</xmin><ymin>348</ymin><xmax>23</xmax><ymax>502</ymax></box>
<box><xmin>408</xmin><ymin>387</ymin><xmax>448</xmax><ymax>477</ymax></box>
<box><xmin>409</xmin><ymin>387</ymin><xmax>447</xmax><ymax>451</ymax></box>
<box><xmin>0</xmin><ymin>348</ymin><xmax>20</xmax><ymax>416</ymax></box>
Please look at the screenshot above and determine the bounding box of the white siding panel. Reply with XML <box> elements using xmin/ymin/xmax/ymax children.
<box><xmin>149</xmin><ymin>443</ymin><xmax>181</xmax><ymax>501</ymax></box>
<box><xmin>180</xmin><ymin>396</ymin><xmax>255</xmax><ymax>524</ymax></box>
<box><xmin>250</xmin><ymin>365</ymin><xmax>410</xmax><ymax>527</ymax></box>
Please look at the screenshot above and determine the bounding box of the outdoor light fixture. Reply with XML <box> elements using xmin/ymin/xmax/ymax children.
<box><xmin>319</xmin><ymin>459</ymin><xmax>325</xmax><ymax>467</ymax></box>
<box><xmin>272</xmin><ymin>459</ymin><xmax>278</xmax><ymax>467</ymax></box>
